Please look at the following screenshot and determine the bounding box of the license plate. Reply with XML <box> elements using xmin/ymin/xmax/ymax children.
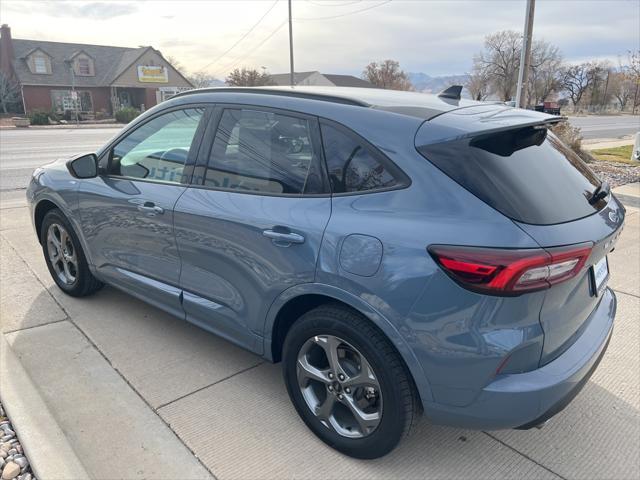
<box><xmin>592</xmin><ymin>256</ymin><xmax>609</xmax><ymax>296</ymax></box>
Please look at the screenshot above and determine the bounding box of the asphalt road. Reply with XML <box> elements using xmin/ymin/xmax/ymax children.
<box><xmin>568</xmin><ymin>115</ymin><xmax>640</xmax><ymax>139</ymax></box>
<box><xmin>0</xmin><ymin>127</ymin><xmax>119</xmax><ymax>192</ymax></box>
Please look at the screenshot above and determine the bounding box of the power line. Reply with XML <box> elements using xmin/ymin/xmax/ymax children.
<box><xmin>200</xmin><ymin>0</ymin><xmax>279</xmax><ymax>73</ymax></box>
<box><xmin>295</xmin><ymin>0</ymin><xmax>391</xmax><ymax>21</ymax></box>
<box><xmin>213</xmin><ymin>20</ymin><xmax>288</xmax><ymax>78</ymax></box>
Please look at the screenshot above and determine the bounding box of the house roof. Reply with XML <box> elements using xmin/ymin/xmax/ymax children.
<box><xmin>269</xmin><ymin>70</ymin><xmax>373</xmax><ymax>88</ymax></box>
<box><xmin>10</xmin><ymin>39</ymin><xmax>193</xmax><ymax>88</ymax></box>
<box><xmin>12</xmin><ymin>38</ymin><xmax>141</xmax><ymax>87</ymax></box>
<box><xmin>269</xmin><ymin>71</ymin><xmax>317</xmax><ymax>86</ymax></box>
<box><xmin>322</xmin><ymin>74</ymin><xmax>374</xmax><ymax>88</ymax></box>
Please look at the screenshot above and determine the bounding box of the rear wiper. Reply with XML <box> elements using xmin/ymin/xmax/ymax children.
<box><xmin>589</xmin><ymin>181</ymin><xmax>610</xmax><ymax>204</ymax></box>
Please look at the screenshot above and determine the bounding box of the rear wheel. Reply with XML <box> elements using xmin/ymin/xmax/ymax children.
<box><xmin>41</xmin><ymin>208</ymin><xmax>103</xmax><ymax>297</ymax></box>
<box><xmin>282</xmin><ymin>304</ymin><xmax>419</xmax><ymax>459</ymax></box>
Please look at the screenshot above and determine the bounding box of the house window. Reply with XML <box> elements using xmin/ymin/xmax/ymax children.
<box><xmin>51</xmin><ymin>90</ymin><xmax>93</xmax><ymax>113</ymax></box>
<box><xmin>34</xmin><ymin>56</ymin><xmax>47</xmax><ymax>74</ymax></box>
<box><xmin>77</xmin><ymin>57</ymin><xmax>91</xmax><ymax>75</ymax></box>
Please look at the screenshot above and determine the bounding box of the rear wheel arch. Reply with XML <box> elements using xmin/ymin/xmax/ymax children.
<box><xmin>266</xmin><ymin>287</ymin><xmax>432</xmax><ymax>405</ymax></box>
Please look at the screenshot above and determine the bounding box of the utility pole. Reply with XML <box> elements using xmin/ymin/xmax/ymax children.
<box><xmin>601</xmin><ymin>69</ymin><xmax>611</xmax><ymax>113</ymax></box>
<box><xmin>515</xmin><ymin>0</ymin><xmax>535</xmax><ymax>108</ymax></box>
<box><xmin>288</xmin><ymin>0</ymin><xmax>295</xmax><ymax>86</ymax></box>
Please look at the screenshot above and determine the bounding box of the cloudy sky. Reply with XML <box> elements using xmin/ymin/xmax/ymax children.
<box><xmin>1</xmin><ymin>0</ymin><xmax>638</xmax><ymax>78</ymax></box>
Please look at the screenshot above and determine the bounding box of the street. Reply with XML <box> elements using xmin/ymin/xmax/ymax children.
<box><xmin>569</xmin><ymin>115</ymin><xmax>640</xmax><ymax>140</ymax></box>
<box><xmin>0</xmin><ymin>128</ymin><xmax>119</xmax><ymax>192</ymax></box>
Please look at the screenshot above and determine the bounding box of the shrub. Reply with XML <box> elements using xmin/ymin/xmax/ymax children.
<box><xmin>551</xmin><ymin>121</ymin><xmax>594</xmax><ymax>163</ymax></box>
<box><xmin>28</xmin><ymin>110</ymin><xmax>50</xmax><ymax>125</ymax></box>
<box><xmin>115</xmin><ymin>107</ymin><xmax>140</xmax><ymax>124</ymax></box>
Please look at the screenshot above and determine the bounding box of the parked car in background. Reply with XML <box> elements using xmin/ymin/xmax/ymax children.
<box><xmin>27</xmin><ymin>86</ymin><xmax>624</xmax><ymax>458</ymax></box>
<box><xmin>535</xmin><ymin>101</ymin><xmax>561</xmax><ymax>115</ymax></box>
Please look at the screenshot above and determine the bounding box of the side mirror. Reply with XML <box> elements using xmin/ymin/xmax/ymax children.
<box><xmin>67</xmin><ymin>153</ymin><xmax>98</xmax><ymax>179</ymax></box>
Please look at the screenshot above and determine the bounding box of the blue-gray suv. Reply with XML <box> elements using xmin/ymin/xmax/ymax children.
<box><xmin>27</xmin><ymin>86</ymin><xmax>623</xmax><ymax>458</ymax></box>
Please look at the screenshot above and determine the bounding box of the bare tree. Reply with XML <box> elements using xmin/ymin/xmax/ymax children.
<box><xmin>225</xmin><ymin>67</ymin><xmax>274</xmax><ymax>87</ymax></box>
<box><xmin>526</xmin><ymin>39</ymin><xmax>562</xmax><ymax>105</ymax></box>
<box><xmin>586</xmin><ymin>61</ymin><xmax>611</xmax><ymax>110</ymax></box>
<box><xmin>560</xmin><ymin>63</ymin><xmax>594</xmax><ymax>112</ymax></box>
<box><xmin>0</xmin><ymin>72</ymin><xmax>20</xmax><ymax>114</ymax></box>
<box><xmin>466</xmin><ymin>65</ymin><xmax>492</xmax><ymax>100</ymax></box>
<box><xmin>362</xmin><ymin>60</ymin><xmax>413</xmax><ymax>91</ymax></box>
<box><xmin>474</xmin><ymin>30</ymin><xmax>521</xmax><ymax>101</ymax></box>
<box><xmin>610</xmin><ymin>70</ymin><xmax>634</xmax><ymax>111</ymax></box>
<box><xmin>626</xmin><ymin>49</ymin><xmax>640</xmax><ymax>113</ymax></box>
<box><xmin>188</xmin><ymin>71</ymin><xmax>220</xmax><ymax>88</ymax></box>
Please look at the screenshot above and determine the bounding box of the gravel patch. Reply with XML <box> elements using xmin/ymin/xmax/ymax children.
<box><xmin>0</xmin><ymin>403</ymin><xmax>35</xmax><ymax>480</ymax></box>
<box><xmin>589</xmin><ymin>160</ymin><xmax>640</xmax><ymax>188</ymax></box>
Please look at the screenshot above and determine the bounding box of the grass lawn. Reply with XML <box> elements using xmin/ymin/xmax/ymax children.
<box><xmin>591</xmin><ymin>144</ymin><xmax>636</xmax><ymax>164</ymax></box>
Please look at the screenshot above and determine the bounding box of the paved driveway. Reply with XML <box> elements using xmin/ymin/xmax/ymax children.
<box><xmin>0</xmin><ymin>191</ymin><xmax>638</xmax><ymax>479</ymax></box>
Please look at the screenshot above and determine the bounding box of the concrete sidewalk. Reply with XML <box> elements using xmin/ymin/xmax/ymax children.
<box><xmin>0</xmin><ymin>189</ymin><xmax>638</xmax><ymax>479</ymax></box>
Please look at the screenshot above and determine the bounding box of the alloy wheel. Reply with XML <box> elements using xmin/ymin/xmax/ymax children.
<box><xmin>297</xmin><ymin>334</ymin><xmax>382</xmax><ymax>438</ymax></box>
<box><xmin>46</xmin><ymin>223</ymin><xmax>77</xmax><ymax>285</ymax></box>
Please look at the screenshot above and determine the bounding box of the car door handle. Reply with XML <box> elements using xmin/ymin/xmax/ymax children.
<box><xmin>262</xmin><ymin>229</ymin><xmax>305</xmax><ymax>246</ymax></box>
<box><xmin>137</xmin><ymin>202</ymin><xmax>164</xmax><ymax>215</ymax></box>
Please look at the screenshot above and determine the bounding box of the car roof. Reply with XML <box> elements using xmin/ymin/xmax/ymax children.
<box><xmin>174</xmin><ymin>86</ymin><xmax>485</xmax><ymax>120</ymax></box>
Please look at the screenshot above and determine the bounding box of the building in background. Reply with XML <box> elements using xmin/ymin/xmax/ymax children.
<box><xmin>0</xmin><ymin>24</ymin><xmax>193</xmax><ymax>117</ymax></box>
<box><xmin>269</xmin><ymin>71</ymin><xmax>373</xmax><ymax>88</ymax></box>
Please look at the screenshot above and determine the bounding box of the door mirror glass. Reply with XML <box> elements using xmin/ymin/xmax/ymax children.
<box><xmin>67</xmin><ymin>153</ymin><xmax>98</xmax><ymax>178</ymax></box>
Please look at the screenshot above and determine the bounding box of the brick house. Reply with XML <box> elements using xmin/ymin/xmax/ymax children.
<box><xmin>0</xmin><ymin>24</ymin><xmax>193</xmax><ymax>116</ymax></box>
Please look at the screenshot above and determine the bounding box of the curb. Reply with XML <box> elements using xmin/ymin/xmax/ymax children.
<box><xmin>0</xmin><ymin>334</ymin><xmax>89</xmax><ymax>480</ymax></box>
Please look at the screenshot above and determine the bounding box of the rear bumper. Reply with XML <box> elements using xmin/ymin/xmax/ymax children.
<box><xmin>424</xmin><ymin>287</ymin><xmax>616</xmax><ymax>430</ymax></box>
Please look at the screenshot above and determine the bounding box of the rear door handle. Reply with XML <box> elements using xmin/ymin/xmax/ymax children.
<box><xmin>137</xmin><ymin>202</ymin><xmax>164</xmax><ymax>215</ymax></box>
<box><xmin>263</xmin><ymin>229</ymin><xmax>305</xmax><ymax>246</ymax></box>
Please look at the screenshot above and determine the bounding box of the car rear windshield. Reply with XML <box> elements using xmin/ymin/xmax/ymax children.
<box><xmin>417</xmin><ymin>127</ymin><xmax>606</xmax><ymax>225</ymax></box>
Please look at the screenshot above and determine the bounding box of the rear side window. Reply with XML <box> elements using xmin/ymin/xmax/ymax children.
<box><xmin>418</xmin><ymin>128</ymin><xmax>604</xmax><ymax>225</ymax></box>
<box><xmin>320</xmin><ymin>123</ymin><xmax>408</xmax><ymax>194</ymax></box>
<box><xmin>204</xmin><ymin>108</ymin><xmax>325</xmax><ymax>195</ymax></box>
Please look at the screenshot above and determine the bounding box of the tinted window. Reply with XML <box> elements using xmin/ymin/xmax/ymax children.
<box><xmin>418</xmin><ymin>128</ymin><xmax>604</xmax><ymax>225</ymax></box>
<box><xmin>109</xmin><ymin>108</ymin><xmax>204</xmax><ymax>184</ymax></box>
<box><xmin>204</xmin><ymin>109</ymin><xmax>324</xmax><ymax>195</ymax></box>
<box><xmin>320</xmin><ymin>123</ymin><xmax>405</xmax><ymax>193</ymax></box>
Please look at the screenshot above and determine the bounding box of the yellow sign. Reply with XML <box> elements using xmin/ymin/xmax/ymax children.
<box><xmin>137</xmin><ymin>65</ymin><xmax>168</xmax><ymax>83</ymax></box>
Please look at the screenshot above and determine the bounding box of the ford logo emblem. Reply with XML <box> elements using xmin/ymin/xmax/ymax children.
<box><xmin>608</xmin><ymin>211</ymin><xmax>618</xmax><ymax>223</ymax></box>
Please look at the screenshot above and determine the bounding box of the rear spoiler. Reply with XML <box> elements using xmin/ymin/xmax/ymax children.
<box><xmin>416</xmin><ymin>103</ymin><xmax>569</xmax><ymax>146</ymax></box>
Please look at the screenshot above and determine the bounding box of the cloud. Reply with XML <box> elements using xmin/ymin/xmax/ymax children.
<box><xmin>2</xmin><ymin>0</ymin><xmax>637</xmax><ymax>77</ymax></box>
<box><xmin>40</xmin><ymin>1</ymin><xmax>138</xmax><ymax>19</ymax></box>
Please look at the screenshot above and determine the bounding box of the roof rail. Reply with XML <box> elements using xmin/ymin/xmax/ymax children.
<box><xmin>173</xmin><ymin>87</ymin><xmax>370</xmax><ymax>107</ymax></box>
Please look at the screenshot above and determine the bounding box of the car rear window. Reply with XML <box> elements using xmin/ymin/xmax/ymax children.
<box><xmin>417</xmin><ymin>127</ymin><xmax>606</xmax><ymax>225</ymax></box>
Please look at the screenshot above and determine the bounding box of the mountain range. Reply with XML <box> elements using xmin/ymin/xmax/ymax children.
<box><xmin>407</xmin><ymin>72</ymin><xmax>470</xmax><ymax>95</ymax></box>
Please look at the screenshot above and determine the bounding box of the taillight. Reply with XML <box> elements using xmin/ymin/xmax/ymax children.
<box><xmin>428</xmin><ymin>243</ymin><xmax>593</xmax><ymax>296</ymax></box>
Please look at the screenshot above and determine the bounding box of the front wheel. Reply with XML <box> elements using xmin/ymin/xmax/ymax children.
<box><xmin>40</xmin><ymin>208</ymin><xmax>103</xmax><ymax>297</ymax></box>
<box><xmin>282</xmin><ymin>304</ymin><xmax>419</xmax><ymax>459</ymax></box>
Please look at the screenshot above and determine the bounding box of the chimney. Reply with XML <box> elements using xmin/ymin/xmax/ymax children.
<box><xmin>0</xmin><ymin>24</ymin><xmax>16</xmax><ymax>79</ymax></box>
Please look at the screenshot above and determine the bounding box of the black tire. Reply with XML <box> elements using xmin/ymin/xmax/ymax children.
<box><xmin>282</xmin><ymin>304</ymin><xmax>419</xmax><ymax>459</ymax></box>
<box><xmin>40</xmin><ymin>208</ymin><xmax>103</xmax><ymax>297</ymax></box>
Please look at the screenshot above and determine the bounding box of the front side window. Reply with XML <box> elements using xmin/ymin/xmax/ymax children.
<box><xmin>33</xmin><ymin>56</ymin><xmax>48</xmax><ymax>74</ymax></box>
<box><xmin>108</xmin><ymin>108</ymin><xmax>204</xmax><ymax>184</ymax></box>
<box><xmin>204</xmin><ymin>108</ymin><xmax>325</xmax><ymax>195</ymax></box>
<box><xmin>320</xmin><ymin>123</ymin><xmax>406</xmax><ymax>193</ymax></box>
